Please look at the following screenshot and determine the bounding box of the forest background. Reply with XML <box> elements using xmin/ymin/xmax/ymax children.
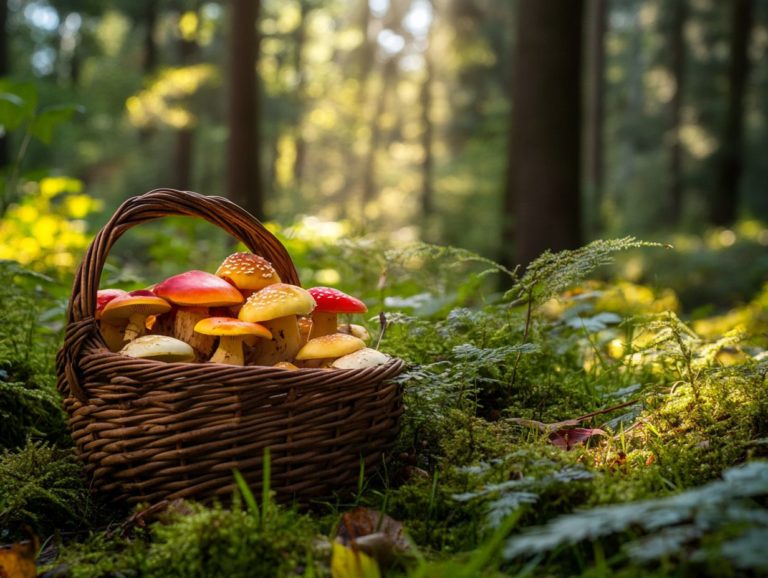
<box><xmin>3</xmin><ymin>1</ymin><xmax>768</xmax><ymax>576</ymax></box>
<box><xmin>1</xmin><ymin>0</ymin><xmax>767</xmax><ymax>306</ymax></box>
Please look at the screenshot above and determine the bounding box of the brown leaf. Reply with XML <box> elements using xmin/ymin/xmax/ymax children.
<box><xmin>548</xmin><ymin>427</ymin><xmax>607</xmax><ymax>450</ymax></box>
<box><xmin>337</xmin><ymin>507</ymin><xmax>410</xmax><ymax>565</ymax></box>
<box><xmin>0</xmin><ymin>537</ymin><xmax>38</xmax><ymax>578</ymax></box>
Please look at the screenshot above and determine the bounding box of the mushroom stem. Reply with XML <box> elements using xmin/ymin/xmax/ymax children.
<box><xmin>175</xmin><ymin>306</ymin><xmax>215</xmax><ymax>357</ymax></box>
<box><xmin>123</xmin><ymin>313</ymin><xmax>148</xmax><ymax>342</ymax></box>
<box><xmin>210</xmin><ymin>335</ymin><xmax>245</xmax><ymax>365</ymax></box>
<box><xmin>100</xmin><ymin>321</ymin><xmax>125</xmax><ymax>352</ymax></box>
<box><xmin>254</xmin><ymin>316</ymin><xmax>300</xmax><ymax>365</ymax></box>
<box><xmin>308</xmin><ymin>312</ymin><xmax>338</xmax><ymax>340</ymax></box>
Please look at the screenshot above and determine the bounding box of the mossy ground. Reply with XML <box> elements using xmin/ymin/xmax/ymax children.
<box><xmin>1</xmin><ymin>242</ymin><xmax>768</xmax><ymax>577</ymax></box>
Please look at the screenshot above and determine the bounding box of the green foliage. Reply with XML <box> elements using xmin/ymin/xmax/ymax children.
<box><xmin>503</xmin><ymin>461</ymin><xmax>768</xmax><ymax>575</ymax></box>
<box><xmin>0</xmin><ymin>261</ymin><xmax>68</xmax><ymax>449</ymax></box>
<box><xmin>0</xmin><ymin>440</ymin><xmax>90</xmax><ymax>538</ymax></box>
<box><xmin>53</xmin><ymin>496</ymin><xmax>325</xmax><ymax>578</ymax></box>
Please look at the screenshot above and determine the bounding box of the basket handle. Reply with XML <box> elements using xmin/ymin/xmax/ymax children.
<box><xmin>57</xmin><ymin>188</ymin><xmax>301</xmax><ymax>401</ymax></box>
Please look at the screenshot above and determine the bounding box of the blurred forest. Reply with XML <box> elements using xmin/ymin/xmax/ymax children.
<box><xmin>1</xmin><ymin>0</ymin><xmax>768</xmax><ymax>306</ymax></box>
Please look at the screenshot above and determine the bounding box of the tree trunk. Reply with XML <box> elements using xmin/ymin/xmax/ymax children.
<box><xmin>503</xmin><ymin>0</ymin><xmax>584</xmax><ymax>271</ymax></box>
<box><xmin>0</xmin><ymin>0</ymin><xmax>8</xmax><ymax>168</ymax></box>
<box><xmin>420</xmin><ymin>27</ymin><xmax>435</xmax><ymax>237</ymax></box>
<box><xmin>712</xmin><ymin>0</ymin><xmax>753</xmax><ymax>227</ymax></box>
<box><xmin>667</xmin><ymin>0</ymin><xmax>688</xmax><ymax>226</ymax></box>
<box><xmin>142</xmin><ymin>0</ymin><xmax>159</xmax><ymax>74</ymax></box>
<box><xmin>292</xmin><ymin>0</ymin><xmax>310</xmax><ymax>188</ymax></box>
<box><xmin>583</xmin><ymin>0</ymin><xmax>606</xmax><ymax>238</ymax></box>
<box><xmin>227</xmin><ymin>0</ymin><xmax>264</xmax><ymax>218</ymax></box>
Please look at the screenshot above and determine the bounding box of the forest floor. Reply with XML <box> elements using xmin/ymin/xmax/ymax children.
<box><xmin>1</xmin><ymin>237</ymin><xmax>768</xmax><ymax>578</ymax></box>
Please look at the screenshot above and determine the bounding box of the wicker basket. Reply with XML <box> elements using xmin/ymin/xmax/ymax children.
<box><xmin>56</xmin><ymin>189</ymin><xmax>405</xmax><ymax>506</ymax></box>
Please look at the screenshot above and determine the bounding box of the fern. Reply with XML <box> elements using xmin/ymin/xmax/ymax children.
<box><xmin>503</xmin><ymin>460</ymin><xmax>768</xmax><ymax>572</ymax></box>
<box><xmin>510</xmin><ymin>237</ymin><xmax>662</xmax><ymax>305</ymax></box>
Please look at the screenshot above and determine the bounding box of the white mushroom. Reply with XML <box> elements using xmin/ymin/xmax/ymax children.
<box><xmin>331</xmin><ymin>348</ymin><xmax>390</xmax><ymax>369</ymax></box>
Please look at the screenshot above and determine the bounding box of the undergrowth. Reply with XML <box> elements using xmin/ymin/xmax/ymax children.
<box><xmin>1</xmin><ymin>238</ymin><xmax>768</xmax><ymax>577</ymax></box>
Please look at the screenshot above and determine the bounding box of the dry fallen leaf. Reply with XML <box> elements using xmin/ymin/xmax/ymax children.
<box><xmin>548</xmin><ymin>427</ymin><xmax>607</xmax><ymax>450</ymax></box>
<box><xmin>0</xmin><ymin>536</ymin><xmax>38</xmax><ymax>578</ymax></box>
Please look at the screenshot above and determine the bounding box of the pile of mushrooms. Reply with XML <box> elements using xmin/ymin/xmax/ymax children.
<box><xmin>95</xmin><ymin>252</ymin><xmax>390</xmax><ymax>370</ymax></box>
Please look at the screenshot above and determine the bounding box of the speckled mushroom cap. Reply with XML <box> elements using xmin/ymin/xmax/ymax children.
<box><xmin>153</xmin><ymin>270</ymin><xmax>244</xmax><ymax>307</ymax></box>
<box><xmin>101</xmin><ymin>290</ymin><xmax>171</xmax><ymax>323</ymax></box>
<box><xmin>296</xmin><ymin>333</ymin><xmax>366</xmax><ymax>361</ymax></box>
<box><xmin>194</xmin><ymin>317</ymin><xmax>272</xmax><ymax>339</ymax></box>
<box><xmin>308</xmin><ymin>287</ymin><xmax>368</xmax><ymax>314</ymax></box>
<box><xmin>238</xmin><ymin>283</ymin><xmax>316</xmax><ymax>322</ymax></box>
<box><xmin>215</xmin><ymin>252</ymin><xmax>281</xmax><ymax>291</ymax></box>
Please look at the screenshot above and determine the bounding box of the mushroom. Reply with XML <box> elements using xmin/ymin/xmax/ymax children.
<box><xmin>273</xmin><ymin>361</ymin><xmax>300</xmax><ymax>371</ymax></box>
<box><xmin>194</xmin><ymin>317</ymin><xmax>272</xmax><ymax>365</ymax></box>
<box><xmin>237</xmin><ymin>283</ymin><xmax>316</xmax><ymax>365</ymax></box>
<box><xmin>337</xmin><ymin>323</ymin><xmax>371</xmax><ymax>343</ymax></box>
<box><xmin>101</xmin><ymin>290</ymin><xmax>172</xmax><ymax>343</ymax></box>
<box><xmin>96</xmin><ymin>289</ymin><xmax>128</xmax><ymax>351</ymax></box>
<box><xmin>119</xmin><ymin>335</ymin><xmax>195</xmax><ymax>362</ymax></box>
<box><xmin>331</xmin><ymin>348</ymin><xmax>390</xmax><ymax>369</ymax></box>
<box><xmin>215</xmin><ymin>252</ymin><xmax>281</xmax><ymax>298</ymax></box>
<box><xmin>307</xmin><ymin>287</ymin><xmax>368</xmax><ymax>340</ymax></box>
<box><xmin>297</xmin><ymin>316</ymin><xmax>313</xmax><ymax>345</ymax></box>
<box><xmin>153</xmin><ymin>270</ymin><xmax>244</xmax><ymax>357</ymax></box>
<box><xmin>295</xmin><ymin>333</ymin><xmax>366</xmax><ymax>368</ymax></box>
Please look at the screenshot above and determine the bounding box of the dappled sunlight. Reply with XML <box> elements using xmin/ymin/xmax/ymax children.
<box><xmin>0</xmin><ymin>178</ymin><xmax>101</xmax><ymax>271</ymax></box>
<box><xmin>126</xmin><ymin>65</ymin><xmax>218</xmax><ymax>129</ymax></box>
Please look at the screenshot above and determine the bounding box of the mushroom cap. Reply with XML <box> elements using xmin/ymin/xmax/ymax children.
<box><xmin>101</xmin><ymin>290</ymin><xmax>171</xmax><ymax>324</ymax></box>
<box><xmin>273</xmin><ymin>361</ymin><xmax>300</xmax><ymax>371</ymax></box>
<box><xmin>295</xmin><ymin>333</ymin><xmax>366</xmax><ymax>361</ymax></box>
<box><xmin>194</xmin><ymin>316</ymin><xmax>272</xmax><ymax>339</ymax></box>
<box><xmin>238</xmin><ymin>283</ymin><xmax>316</xmax><ymax>322</ymax></box>
<box><xmin>331</xmin><ymin>348</ymin><xmax>390</xmax><ymax>369</ymax></box>
<box><xmin>308</xmin><ymin>287</ymin><xmax>368</xmax><ymax>314</ymax></box>
<box><xmin>337</xmin><ymin>323</ymin><xmax>371</xmax><ymax>342</ymax></box>
<box><xmin>96</xmin><ymin>289</ymin><xmax>127</xmax><ymax>319</ymax></box>
<box><xmin>216</xmin><ymin>252</ymin><xmax>281</xmax><ymax>291</ymax></box>
<box><xmin>154</xmin><ymin>270</ymin><xmax>244</xmax><ymax>307</ymax></box>
<box><xmin>119</xmin><ymin>335</ymin><xmax>195</xmax><ymax>362</ymax></box>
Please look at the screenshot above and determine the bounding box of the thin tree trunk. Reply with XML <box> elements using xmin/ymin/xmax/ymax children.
<box><xmin>666</xmin><ymin>0</ymin><xmax>688</xmax><ymax>226</ymax></box>
<box><xmin>420</xmin><ymin>31</ymin><xmax>435</xmax><ymax>231</ymax></box>
<box><xmin>712</xmin><ymin>0</ymin><xmax>753</xmax><ymax>226</ymax></box>
<box><xmin>503</xmin><ymin>0</ymin><xmax>584</xmax><ymax>270</ymax></box>
<box><xmin>173</xmin><ymin>8</ymin><xmax>198</xmax><ymax>192</ymax></box>
<box><xmin>142</xmin><ymin>0</ymin><xmax>159</xmax><ymax>74</ymax></box>
<box><xmin>227</xmin><ymin>0</ymin><xmax>264</xmax><ymax>218</ymax></box>
<box><xmin>0</xmin><ymin>0</ymin><xmax>8</xmax><ymax>168</ymax></box>
<box><xmin>361</xmin><ymin>57</ymin><xmax>397</xmax><ymax>211</ymax></box>
<box><xmin>292</xmin><ymin>0</ymin><xmax>310</xmax><ymax>188</ymax></box>
<box><xmin>583</xmin><ymin>0</ymin><xmax>606</xmax><ymax>238</ymax></box>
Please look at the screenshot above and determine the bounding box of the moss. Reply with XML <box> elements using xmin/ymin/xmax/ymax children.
<box><xmin>0</xmin><ymin>439</ymin><xmax>92</xmax><ymax>538</ymax></box>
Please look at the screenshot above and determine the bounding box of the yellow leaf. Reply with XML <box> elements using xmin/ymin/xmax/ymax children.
<box><xmin>0</xmin><ymin>538</ymin><xmax>37</xmax><ymax>578</ymax></box>
<box><xmin>331</xmin><ymin>542</ymin><xmax>381</xmax><ymax>578</ymax></box>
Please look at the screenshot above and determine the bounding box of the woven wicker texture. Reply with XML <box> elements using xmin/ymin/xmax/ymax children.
<box><xmin>56</xmin><ymin>189</ymin><xmax>404</xmax><ymax>505</ymax></box>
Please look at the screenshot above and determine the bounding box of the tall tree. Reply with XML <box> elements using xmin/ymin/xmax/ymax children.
<box><xmin>420</xmin><ymin>19</ymin><xmax>435</xmax><ymax>234</ymax></box>
<box><xmin>712</xmin><ymin>0</ymin><xmax>754</xmax><ymax>226</ymax></box>
<box><xmin>583</xmin><ymin>0</ymin><xmax>606</xmax><ymax>238</ymax></box>
<box><xmin>0</xmin><ymin>0</ymin><xmax>8</xmax><ymax>169</ymax></box>
<box><xmin>227</xmin><ymin>0</ymin><xmax>264</xmax><ymax>218</ymax></box>
<box><xmin>667</xmin><ymin>0</ymin><xmax>688</xmax><ymax>226</ymax></box>
<box><xmin>503</xmin><ymin>0</ymin><xmax>584</xmax><ymax>270</ymax></box>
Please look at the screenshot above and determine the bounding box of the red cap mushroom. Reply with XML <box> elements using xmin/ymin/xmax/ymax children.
<box><xmin>101</xmin><ymin>290</ymin><xmax>171</xmax><ymax>343</ymax></box>
<box><xmin>153</xmin><ymin>270</ymin><xmax>244</xmax><ymax>357</ymax></box>
<box><xmin>96</xmin><ymin>289</ymin><xmax>128</xmax><ymax>351</ymax></box>
<box><xmin>306</xmin><ymin>287</ymin><xmax>368</xmax><ymax>340</ymax></box>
